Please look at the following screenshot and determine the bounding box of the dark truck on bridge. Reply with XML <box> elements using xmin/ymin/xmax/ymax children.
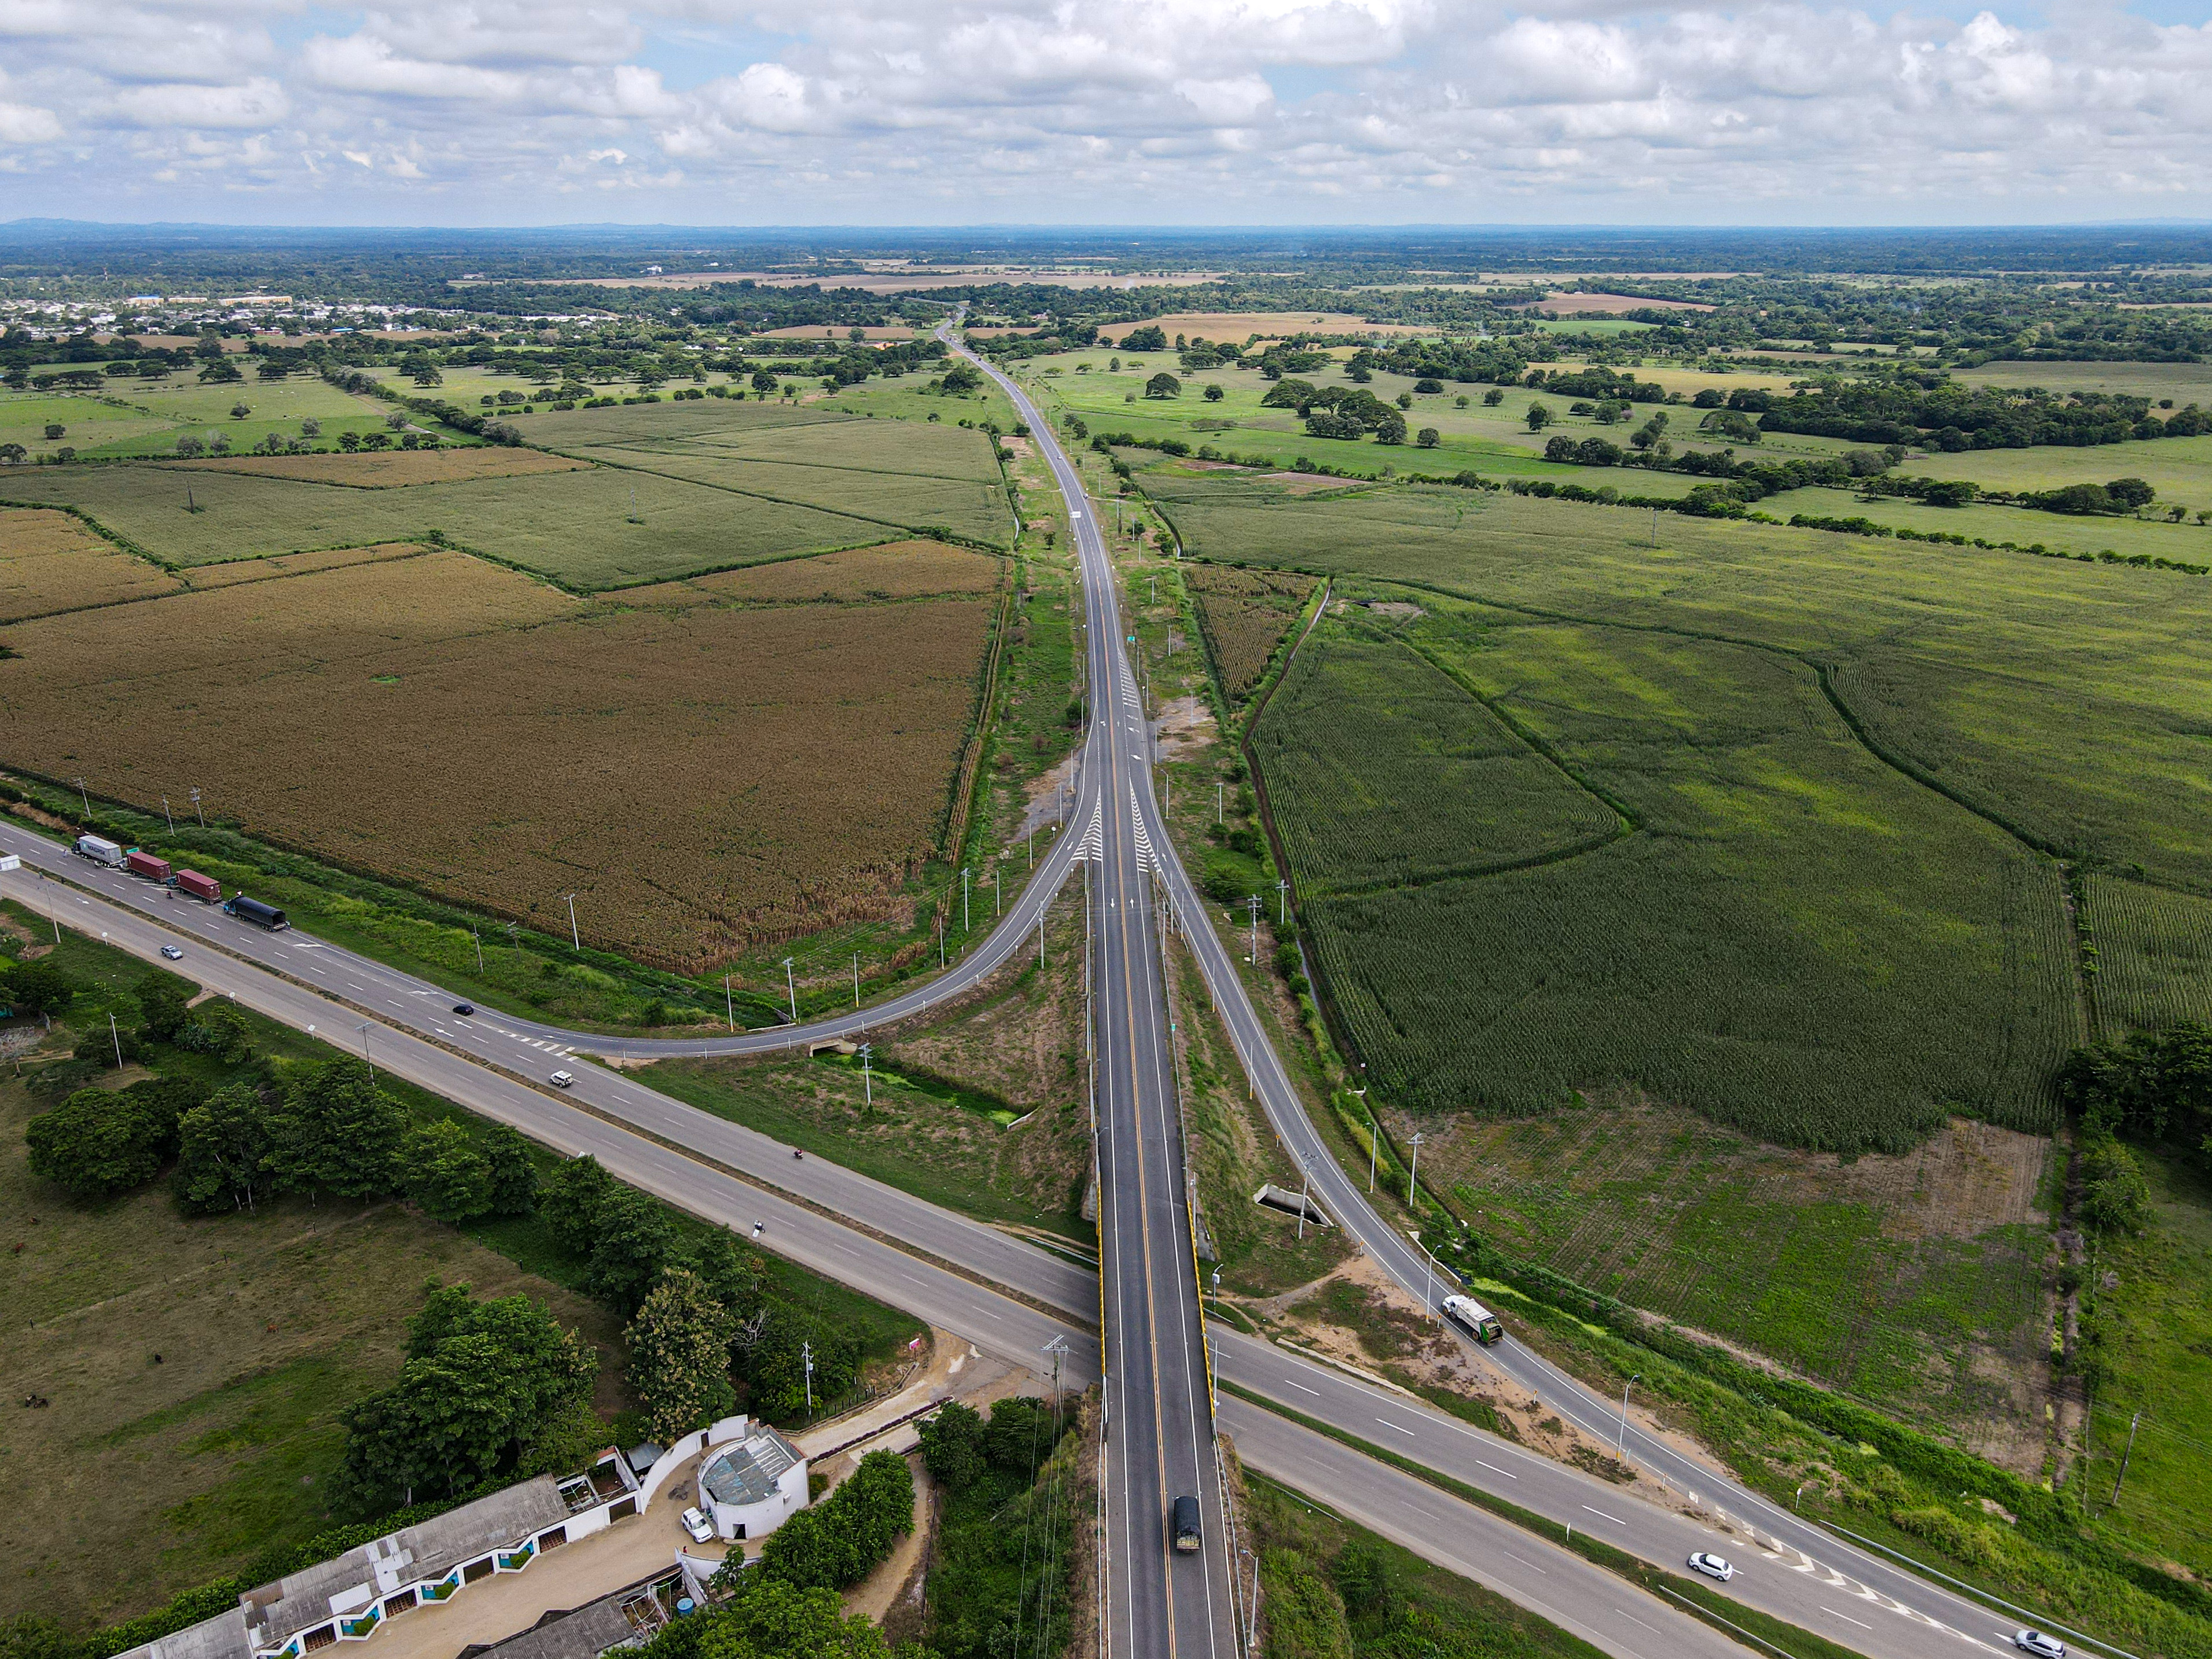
<box><xmin>1171</xmin><ymin>1495</ymin><xmax>1201</xmax><ymax>1554</ymax></box>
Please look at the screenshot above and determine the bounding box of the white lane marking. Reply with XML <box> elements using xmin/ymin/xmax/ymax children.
<box><xmin>1611</xmin><ymin>1609</ymin><xmax>1660</xmax><ymax>1635</ymax></box>
<box><xmin>1581</xmin><ymin>1506</ymin><xmax>1625</xmax><ymax>1526</ymax></box>
<box><xmin>1822</xmin><ymin>1608</ymin><xmax>1873</xmax><ymax>1631</ymax></box>
<box><xmin>1475</xmin><ymin>1459</ymin><xmax>1519</xmax><ymax>1480</ymax></box>
<box><xmin>1374</xmin><ymin>1417</ymin><xmax>1416</xmax><ymax>1436</ymax></box>
<box><xmin>1278</xmin><ymin>1378</ymin><xmax>1321</xmax><ymax>1397</ymax></box>
<box><xmin>1500</xmin><ymin>1551</ymin><xmax>1548</xmax><ymax>1576</ymax></box>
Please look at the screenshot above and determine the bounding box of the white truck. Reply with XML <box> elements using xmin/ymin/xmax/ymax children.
<box><xmin>74</xmin><ymin>834</ymin><xmax>126</xmax><ymax>869</ymax></box>
<box><xmin>1441</xmin><ymin>1294</ymin><xmax>1505</xmax><ymax>1345</ymax></box>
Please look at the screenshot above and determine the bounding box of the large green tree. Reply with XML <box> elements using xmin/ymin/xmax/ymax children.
<box><xmin>585</xmin><ymin>1185</ymin><xmax>676</xmax><ymax>1313</ymax></box>
<box><xmin>274</xmin><ymin>1056</ymin><xmax>404</xmax><ymax>1200</ymax></box>
<box><xmin>541</xmin><ymin>1153</ymin><xmax>617</xmax><ymax>1252</ymax></box>
<box><xmin>482</xmin><ymin>1123</ymin><xmax>539</xmax><ymax>1216</ymax></box>
<box><xmin>404</xmin><ymin>1120</ymin><xmax>493</xmax><ymax>1223</ymax></box>
<box><xmin>2</xmin><ymin>960</ymin><xmax>76</xmax><ymax>1022</ymax></box>
<box><xmin>134</xmin><ymin>971</ymin><xmax>193</xmax><ymax>1043</ymax></box>
<box><xmin>26</xmin><ymin>1077</ymin><xmax>202</xmax><ymax>1199</ymax></box>
<box><xmin>172</xmin><ymin>1083</ymin><xmax>278</xmax><ymax>1215</ymax></box>
<box><xmin>336</xmin><ymin>1283</ymin><xmax>598</xmax><ymax>1508</ymax></box>
<box><xmin>626</xmin><ymin>1268</ymin><xmax>736</xmax><ymax>1443</ymax></box>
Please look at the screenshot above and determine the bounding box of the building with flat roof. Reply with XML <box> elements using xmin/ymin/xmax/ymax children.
<box><xmin>694</xmin><ymin>1421</ymin><xmax>806</xmax><ymax>1542</ymax></box>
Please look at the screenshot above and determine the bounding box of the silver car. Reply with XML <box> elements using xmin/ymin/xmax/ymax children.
<box><xmin>2013</xmin><ymin>1634</ymin><xmax>2064</xmax><ymax>1658</ymax></box>
<box><xmin>1688</xmin><ymin>1551</ymin><xmax>1735</xmax><ymax>1582</ymax></box>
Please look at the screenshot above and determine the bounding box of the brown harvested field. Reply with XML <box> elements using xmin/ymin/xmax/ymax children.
<box><xmin>1094</xmin><ymin>312</ymin><xmax>1435</xmax><ymax>343</ymax></box>
<box><xmin>0</xmin><ymin>507</ymin><xmax>182</xmax><ymax>621</ymax></box>
<box><xmin>174</xmin><ymin>447</ymin><xmax>590</xmax><ymax>487</ymax></box>
<box><xmin>631</xmin><ymin>540</ymin><xmax>1002</xmax><ymax>605</ymax></box>
<box><xmin>755</xmin><ymin>325</ymin><xmax>924</xmax><ymax>341</ymax></box>
<box><xmin>183</xmin><ymin>542</ymin><xmax>431</xmax><ymax>589</ymax></box>
<box><xmin>1184</xmin><ymin>564</ymin><xmax>1317</xmax><ymax>703</ymax></box>
<box><xmin>0</xmin><ymin>546</ymin><xmax>993</xmax><ymax>968</ymax></box>
<box><xmin>1515</xmin><ymin>290</ymin><xmax>1715</xmax><ymax>315</ymax></box>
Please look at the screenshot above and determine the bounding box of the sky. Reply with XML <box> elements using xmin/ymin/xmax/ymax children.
<box><xmin>1</xmin><ymin>0</ymin><xmax>2209</xmax><ymax>226</ymax></box>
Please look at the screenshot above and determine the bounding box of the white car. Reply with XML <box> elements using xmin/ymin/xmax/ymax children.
<box><xmin>160</xmin><ymin>945</ymin><xmax>184</xmax><ymax>960</ymax></box>
<box><xmin>549</xmin><ymin>1069</ymin><xmax>575</xmax><ymax>1088</ymax></box>
<box><xmin>681</xmin><ymin>1506</ymin><xmax>715</xmax><ymax>1544</ymax></box>
<box><xmin>1687</xmin><ymin>1551</ymin><xmax>1735</xmax><ymax>1583</ymax></box>
<box><xmin>2013</xmin><ymin>1634</ymin><xmax>2065</xmax><ymax>1658</ymax></box>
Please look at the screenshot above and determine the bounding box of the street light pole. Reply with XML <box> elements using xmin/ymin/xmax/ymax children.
<box><xmin>162</xmin><ymin>796</ymin><xmax>174</xmax><ymax>832</ymax></box>
<box><xmin>725</xmin><ymin>972</ymin><xmax>735</xmax><ymax>1032</ymax></box>
<box><xmin>1407</xmin><ymin>1131</ymin><xmax>1423</xmax><ymax>1208</ymax></box>
<box><xmin>1296</xmin><ymin>1158</ymin><xmax>1313</xmax><ymax>1241</ymax></box>
<box><xmin>1357</xmin><ymin>1088</ymin><xmax>1375</xmax><ymax>1191</ymax></box>
<box><xmin>859</xmin><ymin>1043</ymin><xmax>873</xmax><ymax>1105</ymax></box>
<box><xmin>782</xmin><ymin>957</ymin><xmax>798</xmax><ymax>1024</ymax></box>
<box><xmin>355</xmin><ymin>1021</ymin><xmax>375</xmax><ymax>1082</ymax></box>
<box><xmin>563</xmin><ymin>892</ymin><xmax>579</xmax><ymax>951</ymax></box>
<box><xmin>1278</xmin><ymin>877</ymin><xmax>1289</xmax><ymax>926</ymax></box>
<box><xmin>1616</xmin><ymin>1374</ymin><xmax>1641</xmax><ymax>1457</ymax></box>
<box><xmin>961</xmin><ymin>867</ymin><xmax>970</xmax><ymax>933</ymax></box>
<box><xmin>1247</xmin><ymin>895</ymin><xmax>1259</xmax><ymax>965</ymax></box>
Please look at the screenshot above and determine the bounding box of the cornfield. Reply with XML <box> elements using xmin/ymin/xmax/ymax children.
<box><xmin>1181</xmin><ymin>562</ymin><xmax>1314</xmax><ymax>703</ymax></box>
<box><xmin>0</xmin><ymin>506</ymin><xmax>181</xmax><ymax>621</ymax></box>
<box><xmin>2088</xmin><ymin>874</ymin><xmax>2212</xmax><ymax>1034</ymax></box>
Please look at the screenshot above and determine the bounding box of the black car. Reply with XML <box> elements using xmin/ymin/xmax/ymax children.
<box><xmin>453</xmin><ymin>1003</ymin><xmax>475</xmax><ymax>1016</ymax></box>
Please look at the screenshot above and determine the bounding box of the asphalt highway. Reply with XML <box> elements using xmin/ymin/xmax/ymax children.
<box><xmin>3</xmin><ymin>855</ymin><xmax>2004</xmax><ymax>1657</ymax></box>
<box><xmin>0</xmin><ymin>327</ymin><xmax>2056</xmax><ymax>1656</ymax></box>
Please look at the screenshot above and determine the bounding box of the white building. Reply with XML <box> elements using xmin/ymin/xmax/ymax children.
<box><xmin>694</xmin><ymin>1421</ymin><xmax>808</xmax><ymax>1542</ymax></box>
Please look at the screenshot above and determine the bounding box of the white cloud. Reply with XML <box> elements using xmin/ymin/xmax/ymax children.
<box><xmin>0</xmin><ymin>0</ymin><xmax>2204</xmax><ymax>219</ymax></box>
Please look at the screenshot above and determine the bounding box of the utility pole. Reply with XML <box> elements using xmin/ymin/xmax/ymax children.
<box><xmin>1616</xmin><ymin>1374</ymin><xmax>1641</xmax><ymax>1457</ymax></box>
<box><xmin>1217</xmin><ymin>781</ymin><xmax>1224</xmax><ymax>825</ymax></box>
<box><xmin>1295</xmin><ymin>1158</ymin><xmax>1313</xmax><ymax>1241</ymax></box>
<box><xmin>853</xmin><ymin>951</ymin><xmax>861</xmax><ymax>1008</ymax></box>
<box><xmin>563</xmin><ymin>892</ymin><xmax>579</xmax><ymax>951</ymax></box>
<box><xmin>962</xmin><ymin>867</ymin><xmax>970</xmax><ymax>933</ymax></box>
<box><xmin>1038</xmin><ymin>905</ymin><xmax>1046</xmax><ymax>969</ymax></box>
<box><xmin>1407</xmin><ymin>1130</ymin><xmax>1423</xmax><ymax>1208</ymax></box>
<box><xmin>802</xmin><ymin>1340</ymin><xmax>815</xmax><ymax>1415</ymax></box>
<box><xmin>1357</xmin><ymin>1088</ymin><xmax>1375</xmax><ymax>1190</ymax></box>
<box><xmin>994</xmin><ymin>867</ymin><xmax>1001</xmax><ymax>918</ymax></box>
<box><xmin>1278</xmin><ymin>877</ymin><xmax>1289</xmax><ymax>926</ymax></box>
<box><xmin>472</xmin><ymin>926</ymin><xmax>483</xmax><ymax>973</ymax></box>
<box><xmin>859</xmin><ymin>1043</ymin><xmax>873</xmax><ymax>1105</ymax></box>
<box><xmin>1247</xmin><ymin>894</ymin><xmax>1259</xmax><ymax>965</ymax></box>
<box><xmin>937</xmin><ymin>911</ymin><xmax>945</xmax><ymax>970</ymax></box>
<box><xmin>724</xmin><ymin>972</ymin><xmax>735</xmax><ymax>1032</ymax></box>
<box><xmin>355</xmin><ymin>1021</ymin><xmax>374</xmax><ymax>1081</ymax></box>
<box><xmin>190</xmin><ymin>786</ymin><xmax>203</xmax><ymax>827</ymax></box>
<box><xmin>782</xmin><ymin>957</ymin><xmax>798</xmax><ymax>1024</ymax></box>
<box><xmin>74</xmin><ymin>777</ymin><xmax>90</xmax><ymax>817</ymax></box>
<box><xmin>161</xmin><ymin>796</ymin><xmax>174</xmax><ymax>832</ymax></box>
<box><xmin>109</xmin><ymin>1012</ymin><xmax>124</xmax><ymax>1068</ymax></box>
<box><xmin>2110</xmin><ymin>1410</ymin><xmax>2144</xmax><ymax>1509</ymax></box>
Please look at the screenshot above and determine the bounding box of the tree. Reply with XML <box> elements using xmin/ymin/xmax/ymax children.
<box><xmin>1203</xmin><ymin>383</ymin><xmax>1224</xmax><ymax>403</ymax></box>
<box><xmin>405</xmin><ymin>1120</ymin><xmax>494</xmax><ymax>1223</ymax></box>
<box><xmin>2106</xmin><ymin>476</ymin><xmax>2156</xmax><ymax>510</ymax></box>
<box><xmin>274</xmin><ymin>1056</ymin><xmax>404</xmax><ymax>1201</ymax></box>
<box><xmin>338</xmin><ymin>430</ymin><xmax>361</xmax><ymax>453</ymax></box>
<box><xmin>1144</xmin><ymin>372</ymin><xmax>1182</xmax><ymax>400</ymax></box>
<box><xmin>1482</xmin><ymin>387</ymin><xmax>1506</xmax><ymax>407</ymax></box>
<box><xmin>917</xmin><ymin>1400</ymin><xmax>987</xmax><ymax>1492</ymax></box>
<box><xmin>1121</xmin><ymin>325</ymin><xmax>1167</xmax><ymax>352</ymax></box>
<box><xmin>229</xmin><ymin>402</ymin><xmax>252</xmax><ymax>420</ymax></box>
<box><xmin>1373</xmin><ymin>411</ymin><xmax>1407</xmax><ymax>445</ymax></box>
<box><xmin>756</xmin><ymin>1450</ymin><xmax>913</xmax><ymax>1591</ymax></box>
<box><xmin>586</xmin><ymin>1185</ymin><xmax>677</xmax><ymax>1313</ymax></box>
<box><xmin>178</xmin><ymin>1000</ymin><xmax>252</xmax><ymax>1063</ymax></box>
<box><xmin>172</xmin><ymin>435</ymin><xmax>204</xmax><ymax>458</ymax></box>
<box><xmin>3</xmin><ymin>959</ymin><xmax>77</xmax><ymax>1022</ymax></box>
<box><xmin>173</xmin><ymin>1083</ymin><xmax>278</xmax><ymax>1214</ymax></box>
<box><xmin>1395</xmin><ymin>392</ymin><xmax>1413</xmax><ymax>411</ymax></box>
<box><xmin>483</xmin><ymin>1123</ymin><xmax>539</xmax><ymax>1215</ymax></box>
<box><xmin>27</xmin><ymin>1077</ymin><xmax>202</xmax><ymax>1199</ymax></box>
<box><xmin>982</xmin><ymin>1395</ymin><xmax>1057</xmax><ymax>1479</ymax></box>
<box><xmin>626</xmin><ymin>1268</ymin><xmax>736</xmax><ymax>1443</ymax></box>
<box><xmin>541</xmin><ymin>1153</ymin><xmax>617</xmax><ymax>1253</ymax></box>
<box><xmin>43</xmin><ymin>424</ymin><xmax>64</xmax><ymax>441</ymax></box>
<box><xmin>1524</xmin><ymin>402</ymin><xmax>1554</xmax><ymax>432</ymax></box>
<box><xmin>751</xmin><ymin>368</ymin><xmax>780</xmax><ymax>393</ymax></box>
<box><xmin>196</xmin><ymin>359</ymin><xmax>242</xmax><ymax>385</ymax></box>
<box><xmin>2078</xmin><ymin>1137</ymin><xmax>2151</xmax><ymax>1234</ymax></box>
<box><xmin>338</xmin><ymin>1285</ymin><xmax>598</xmax><ymax>1508</ymax></box>
<box><xmin>681</xmin><ymin>1577</ymin><xmax>890</xmax><ymax>1659</ymax></box>
<box><xmin>1416</xmin><ymin>427</ymin><xmax>1441</xmax><ymax>449</ymax></box>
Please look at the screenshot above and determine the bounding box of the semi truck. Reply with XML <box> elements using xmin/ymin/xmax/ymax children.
<box><xmin>223</xmin><ymin>895</ymin><xmax>289</xmax><ymax>931</ymax></box>
<box><xmin>1441</xmin><ymin>1294</ymin><xmax>1505</xmax><ymax>1345</ymax></box>
<box><xmin>175</xmin><ymin>870</ymin><xmax>222</xmax><ymax>903</ymax></box>
<box><xmin>125</xmin><ymin>849</ymin><xmax>173</xmax><ymax>882</ymax></box>
<box><xmin>74</xmin><ymin>834</ymin><xmax>126</xmax><ymax>868</ymax></box>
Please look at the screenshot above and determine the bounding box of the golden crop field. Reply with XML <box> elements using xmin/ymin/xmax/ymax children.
<box><xmin>638</xmin><ymin>540</ymin><xmax>1004</xmax><ymax>605</ymax></box>
<box><xmin>1181</xmin><ymin>563</ymin><xmax>1317</xmax><ymax>703</ymax></box>
<box><xmin>0</xmin><ymin>507</ymin><xmax>183</xmax><ymax>621</ymax></box>
<box><xmin>177</xmin><ymin>448</ymin><xmax>591</xmax><ymax>487</ymax></box>
<box><xmin>0</xmin><ymin>543</ymin><xmax>995</xmax><ymax>967</ymax></box>
<box><xmin>182</xmin><ymin>543</ymin><xmax>431</xmax><ymax>590</ymax></box>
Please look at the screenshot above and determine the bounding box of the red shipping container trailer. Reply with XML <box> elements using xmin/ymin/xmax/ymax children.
<box><xmin>174</xmin><ymin>870</ymin><xmax>222</xmax><ymax>903</ymax></box>
<box><xmin>126</xmin><ymin>850</ymin><xmax>173</xmax><ymax>882</ymax></box>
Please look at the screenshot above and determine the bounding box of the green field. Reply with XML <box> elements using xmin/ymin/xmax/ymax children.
<box><xmin>1417</xmin><ymin>1104</ymin><xmax>2056</xmax><ymax>1450</ymax></box>
<box><xmin>0</xmin><ymin>373</ymin><xmax>465</xmax><ymax>459</ymax></box>
<box><xmin>514</xmin><ymin>399</ymin><xmax>1016</xmax><ymax>547</ymax></box>
<box><xmin>2074</xmin><ymin>1146</ymin><xmax>2212</xmax><ymax>1577</ymax></box>
<box><xmin>1255</xmin><ymin>624</ymin><xmax>1619</xmax><ymax>892</ymax></box>
<box><xmin>1277</xmin><ymin>601</ymin><xmax>2079</xmax><ymax>1150</ymax></box>
<box><xmin>2085</xmin><ymin>875</ymin><xmax>2212</xmax><ymax>1033</ymax></box>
